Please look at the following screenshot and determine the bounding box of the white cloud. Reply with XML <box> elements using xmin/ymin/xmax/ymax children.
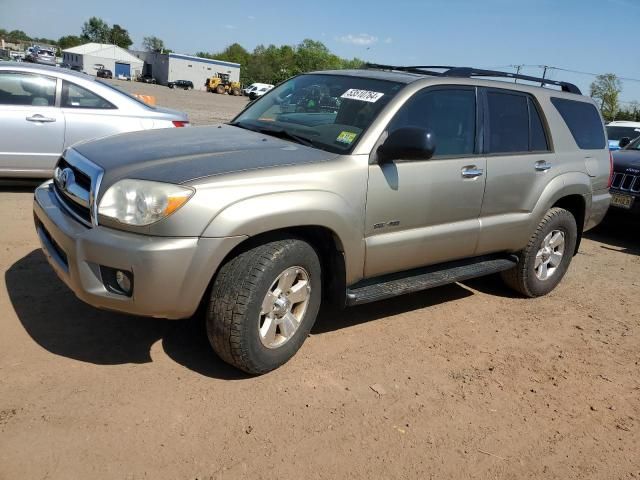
<box><xmin>384</xmin><ymin>37</ymin><xmax>392</xmax><ymax>44</ymax></box>
<box><xmin>224</xmin><ymin>24</ymin><xmax>236</xmax><ymax>30</ymax></box>
<box><xmin>247</xmin><ymin>15</ymin><xmax>256</xmax><ymax>20</ymax></box>
<box><xmin>338</xmin><ymin>33</ymin><xmax>378</xmax><ymax>46</ymax></box>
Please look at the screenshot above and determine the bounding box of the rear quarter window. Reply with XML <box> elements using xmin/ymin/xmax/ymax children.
<box><xmin>550</xmin><ymin>98</ymin><xmax>605</xmax><ymax>150</ymax></box>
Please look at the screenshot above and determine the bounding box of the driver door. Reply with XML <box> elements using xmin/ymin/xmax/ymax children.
<box><xmin>0</xmin><ymin>71</ymin><xmax>65</xmax><ymax>176</ymax></box>
<box><xmin>364</xmin><ymin>86</ymin><xmax>486</xmax><ymax>277</ymax></box>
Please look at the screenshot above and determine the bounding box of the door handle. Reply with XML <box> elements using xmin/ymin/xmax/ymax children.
<box><xmin>461</xmin><ymin>166</ymin><xmax>484</xmax><ymax>178</ymax></box>
<box><xmin>535</xmin><ymin>160</ymin><xmax>552</xmax><ymax>172</ymax></box>
<box><xmin>26</xmin><ymin>114</ymin><xmax>56</xmax><ymax>123</ymax></box>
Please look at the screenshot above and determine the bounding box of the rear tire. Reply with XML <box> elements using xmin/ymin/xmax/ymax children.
<box><xmin>206</xmin><ymin>239</ymin><xmax>322</xmax><ymax>374</ymax></box>
<box><xmin>501</xmin><ymin>207</ymin><xmax>577</xmax><ymax>297</ymax></box>
<box><xmin>216</xmin><ymin>85</ymin><xmax>226</xmax><ymax>94</ymax></box>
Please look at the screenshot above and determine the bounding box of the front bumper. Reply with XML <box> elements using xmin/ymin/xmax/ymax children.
<box><xmin>609</xmin><ymin>188</ymin><xmax>640</xmax><ymax>214</ymax></box>
<box><xmin>33</xmin><ymin>181</ymin><xmax>245</xmax><ymax>319</ymax></box>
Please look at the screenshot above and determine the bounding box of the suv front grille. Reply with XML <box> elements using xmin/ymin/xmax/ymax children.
<box><xmin>611</xmin><ymin>172</ymin><xmax>640</xmax><ymax>193</ymax></box>
<box><xmin>52</xmin><ymin>150</ymin><xmax>104</xmax><ymax>227</ymax></box>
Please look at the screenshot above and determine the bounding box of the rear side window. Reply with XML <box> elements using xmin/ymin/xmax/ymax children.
<box><xmin>551</xmin><ymin>98</ymin><xmax>605</xmax><ymax>149</ymax></box>
<box><xmin>487</xmin><ymin>91</ymin><xmax>529</xmax><ymax>153</ymax></box>
<box><xmin>61</xmin><ymin>81</ymin><xmax>115</xmax><ymax>109</ymax></box>
<box><xmin>529</xmin><ymin>98</ymin><xmax>549</xmax><ymax>151</ymax></box>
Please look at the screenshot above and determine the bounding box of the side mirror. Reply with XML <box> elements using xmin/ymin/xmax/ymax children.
<box><xmin>377</xmin><ymin>127</ymin><xmax>436</xmax><ymax>163</ymax></box>
<box><xmin>619</xmin><ymin>137</ymin><xmax>631</xmax><ymax>149</ymax></box>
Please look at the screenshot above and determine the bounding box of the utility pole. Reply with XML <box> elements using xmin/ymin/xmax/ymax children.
<box><xmin>514</xmin><ymin>64</ymin><xmax>522</xmax><ymax>83</ymax></box>
<box><xmin>540</xmin><ymin>65</ymin><xmax>548</xmax><ymax>86</ymax></box>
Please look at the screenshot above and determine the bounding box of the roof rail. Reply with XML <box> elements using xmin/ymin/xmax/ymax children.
<box><xmin>363</xmin><ymin>63</ymin><xmax>582</xmax><ymax>95</ymax></box>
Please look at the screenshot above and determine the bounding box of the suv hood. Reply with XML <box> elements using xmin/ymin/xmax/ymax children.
<box><xmin>71</xmin><ymin>124</ymin><xmax>338</xmax><ymax>190</ymax></box>
<box><xmin>612</xmin><ymin>149</ymin><xmax>640</xmax><ymax>174</ymax></box>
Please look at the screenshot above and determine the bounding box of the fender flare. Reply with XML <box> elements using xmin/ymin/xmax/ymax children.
<box><xmin>201</xmin><ymin>190</ymin><xmax>365</xmax><ymax>283</ymax></box>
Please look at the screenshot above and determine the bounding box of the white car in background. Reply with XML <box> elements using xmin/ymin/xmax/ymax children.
<box><xmin>243</xmin><ymin>82</ymin><xmax>274</xmax><ymax>97</ymax></box>
<box><xmin>0</xmin><ymin>62</ymin><xmax>189</xmax><ymax>178</ymax></box>
<box><xmin>606</xmin><ymin>120</ymin><xmax>640</xmax><ymax>150</ymax></box>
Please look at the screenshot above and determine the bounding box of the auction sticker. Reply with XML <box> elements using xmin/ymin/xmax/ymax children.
<box><xmin>336</xmin><ymin>131</ymin><xmax>358</xmax><ymax>144</ymax></box>
<box><xmin>341</xmin><ymin>89</ymin><xmax>384</xmax><ymax>103</ymax></box>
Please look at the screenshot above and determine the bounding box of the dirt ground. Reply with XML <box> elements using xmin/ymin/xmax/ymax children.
<box><xmin>1</xmin><ymin>84</ymin><xmax>639</xmax><ymax>479</ymax></box>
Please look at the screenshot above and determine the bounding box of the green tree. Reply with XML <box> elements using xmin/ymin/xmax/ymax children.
<box><xmin>142</xmin><ymin>36</ymin><xmax>166</xmax><ymax>52</ymax></box>
<box><xmin>58</xmin><ymin>35</ymin><xmax>84</xmax><ymax>50</ymax></box>
<box><xmin>7</xmin><ymin>29</ymin><xmax>31</xmax><ymax>42</ymax></box>
<box><xmin>81</xmin><ymin>17</ymin><xmax>111</xmax><ymax>43</ymax></box>
<box><xmin>198</xmin><ymin>39</ymin><xmax>366</xmax><ymax>85</ymax></box>
<box><xmin>109</xmin><ymin>24</ymin><xmax>132</xmax><ymax>49</ymax></box>
<box><xmin>590</xmin><ymin>73</ymin><xmax>622</xmax><ymax>122</ymax></box>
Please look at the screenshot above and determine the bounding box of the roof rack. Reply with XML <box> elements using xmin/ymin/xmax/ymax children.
<box><xmin>364</xmin><ymin>63</ymin><xmax>582</xmax><ymax>95</ymax></box>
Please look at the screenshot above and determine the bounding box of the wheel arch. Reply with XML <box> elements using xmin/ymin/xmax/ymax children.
<box><xmin>552</xmin><ymin>194</ymin><xmax>586</xmax><ymax>255</ymax></box>
<box><xmin>203</xmin><ymin>226</ymin><xmax>349</xmax><ymax>311</ymax></box>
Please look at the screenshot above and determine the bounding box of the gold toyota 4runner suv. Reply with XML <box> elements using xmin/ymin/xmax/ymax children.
<box><xmin>33</xmin><ymin>65</ymin><xmax>611</xmax><ymax>373</ymax></box>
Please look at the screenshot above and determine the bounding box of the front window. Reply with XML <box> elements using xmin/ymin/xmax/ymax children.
<box><xmin>232</xmin><ymin>73</ymin><xmax>405</xmax><ymax>153</ymax></box>
<box><xmin>607</xmin><ymin>125</ymin><xmax>640</xmax><ymax>141</ymax></box>
<box><xmin>0</xmin><ymin>72</ymin><xmax>56</xmax><ymax>106</ymax></box>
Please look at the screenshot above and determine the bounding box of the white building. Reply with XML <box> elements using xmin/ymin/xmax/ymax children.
<box><xmin>62</xmin><ymin>43</ymin><xmax>144</xmax><ymax>78</ymax></box>
<box><xmin>133</xmin><ymin>51</ymin><xmax>241</xmax><ymax>91</ymax></box>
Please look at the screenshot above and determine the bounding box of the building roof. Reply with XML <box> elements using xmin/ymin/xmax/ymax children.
<box><xmin>168</xmin><ymin>53</ymin><xmax>240</xmax><ymax>68</ymax></box>
<box><xmin>63</xmin><ymin>43</ymin><xmax>143</xmax><ymax>64</ymax></box>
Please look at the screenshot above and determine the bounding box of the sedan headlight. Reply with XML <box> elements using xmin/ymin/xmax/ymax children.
<box><xmin>98</xmin><ymin>179</ymin><xmax>194</xmax><ymax>226</ymax></box>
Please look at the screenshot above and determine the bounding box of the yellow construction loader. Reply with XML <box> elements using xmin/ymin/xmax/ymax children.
<box><xmin>205</xmin><ymin>73</ymin><xmax>242</xmax><ymax>95</ymax></box>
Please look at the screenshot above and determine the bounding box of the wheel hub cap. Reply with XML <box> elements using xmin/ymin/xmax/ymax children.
<box><xmin>534</xmin><ymin>230</ymin><xmax>565</xmax><ymax>281</ymax></box>
<box><xmin>259</xmin><ymin>267</ymin><xmax>311</xmax><ymax>349</ymax></box>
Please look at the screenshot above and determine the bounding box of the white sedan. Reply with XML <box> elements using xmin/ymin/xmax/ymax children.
<box><xmin>0</xmin><ymin>62</ymin><xmax>189</xmax><ymax>178</ymax></box>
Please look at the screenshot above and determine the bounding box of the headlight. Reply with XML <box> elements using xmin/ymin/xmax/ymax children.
<box><xmin>98</xmin><ymin>179</ymin><xmax>194</xmax><ymax>226</ymax></box>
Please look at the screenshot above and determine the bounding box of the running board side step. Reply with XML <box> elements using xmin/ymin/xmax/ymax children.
<box><xmin>346</xmin><ymin>255</ymin><xmax>518</xmax><ymax>306</ymax></box>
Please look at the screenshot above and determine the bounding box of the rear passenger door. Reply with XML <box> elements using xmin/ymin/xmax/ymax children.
<box><xmin>476</xmin><ymin>88</ymin><xmax>554</xmax><ymax>254</ymax></box>
<box><xmin>60</xmin><ymin>80</ymin><xmax>142</xmax><ymax>148</ymax></box>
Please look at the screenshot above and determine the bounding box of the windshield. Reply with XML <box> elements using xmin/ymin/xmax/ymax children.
<box><xmin>231</xmin><ymin>73</ymin><xmax>405</xmax><ymax>153</ymax></box>
<box><xmin>624</xmin><ymin>136</ymin><xmax>640</xmax><ymax>150</ymax></box>
<box><xmin>607</xmin><ymin>125</ymin><xmax>640</xmax><ymax>141</ymax></box>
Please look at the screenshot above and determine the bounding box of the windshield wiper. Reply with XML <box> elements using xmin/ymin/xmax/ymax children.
<box><xmin>231</xmin><ymin>122</ymin><xmax>317</xmax><ymax>148</ymax></box>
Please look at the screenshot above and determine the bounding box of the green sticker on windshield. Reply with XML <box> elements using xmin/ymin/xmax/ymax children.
<box><xmin>336</xmin><ymin>131</ymin><xmax>357</xmax><ymax>144</ymax></box>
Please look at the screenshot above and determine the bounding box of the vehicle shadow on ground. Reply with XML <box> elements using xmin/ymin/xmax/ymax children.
<box><xmin>6</xmin><ymin>250</ymin><xmax>474</xmax><ymax>379</ymax></box>
<box><xmin>312</xmin><ymin>285</ymin><xmax>473</xmax><ymax>334</ymax></box>
<box><xmin>5</xmin><ymin>249</ymin><xmax>247</xmax><ymax>380</ymax></box>
<box><xmin>584</xmin><ymin>211</ymin><xmax>640</xmax><ymax>256</ymax></box>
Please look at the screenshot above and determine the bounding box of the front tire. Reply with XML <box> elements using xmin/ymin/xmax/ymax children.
<box><xmin>501</xmin><ymin>207</ymin><xmax>577</xmax><ymax>297</ymax></box>
<box><xmin>206</xmin><ymin>239</ymin><xmax>322</xmax><ymax>374</ymax></box>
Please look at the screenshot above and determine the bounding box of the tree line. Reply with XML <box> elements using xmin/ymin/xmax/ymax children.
<box><xmin>3</xmin><ymin>19</ymin><xmax>636</xmax><ymax>118</ymax></box>
<box><xmin>196</xmin><ymin>40</ymin><xmax>363</xmax><ymax>85</ymax></box>
<box><xmin>1</xmin><ymin>18</ymin><xmax>167</xmax><ymax>54</ymax></box>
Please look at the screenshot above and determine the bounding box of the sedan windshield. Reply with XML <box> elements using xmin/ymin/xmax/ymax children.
<box><xmin>231</xmin><ymin>74</ymin><xmax>405</xmax><ymax>153</ymax></box>
<box><xmin>607</xmin><ymin>125</ymin><xmax>640</xmax><ymax>141</ymax></box>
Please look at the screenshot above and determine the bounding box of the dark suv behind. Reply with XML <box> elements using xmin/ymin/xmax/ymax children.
<box><xmin>610</xmin><ymin>136</ymin><xmax>640</xmax><ymax>213</ymax></box>
<box><xmin>97</xmin><ymin>69</ymin><xmax>113</xmax><ymax>79</ymax></box>
<box><xmin>168</xmin><ymin>80</ymin><xmax>194</xmax><ymax>90</ymax></box>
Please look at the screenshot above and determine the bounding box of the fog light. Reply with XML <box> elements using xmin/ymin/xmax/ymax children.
<box><xmin>100</xmin><ymin>266</ymin><xmax>133</xmax><ymax>297</ymax></box>
<box><xmin>116</xmin><ymin>270</ymin><xmax>132</xmax><ymax>293</ymax></box>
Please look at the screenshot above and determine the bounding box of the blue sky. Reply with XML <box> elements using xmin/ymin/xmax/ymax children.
<box><xmin>4</xmin><ymin>0</ymin><xmax>640</xmax><ymax>103</ymax></box>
